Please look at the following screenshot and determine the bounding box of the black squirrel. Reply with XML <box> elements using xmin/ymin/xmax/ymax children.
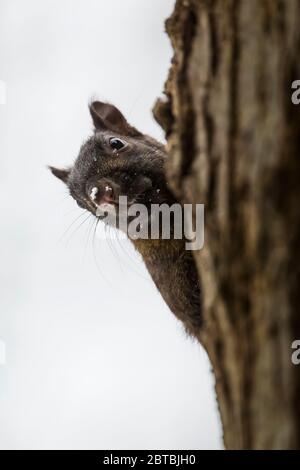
<box><xmin>50</xmin><ymin>101</ymin><xmax>202</xmax><ymax>337</ymax></box>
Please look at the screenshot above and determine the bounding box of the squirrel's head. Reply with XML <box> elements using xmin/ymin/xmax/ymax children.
<box><xmin>50</xmin><ymin>101</ymin><xmax>173</xmax><ymax>227</ymax></box>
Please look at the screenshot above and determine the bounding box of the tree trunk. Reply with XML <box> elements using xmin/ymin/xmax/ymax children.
<box><xmin>154</xmin><ymin>0</ymin><xmax>300</xmax><ymax>450</ymax></box>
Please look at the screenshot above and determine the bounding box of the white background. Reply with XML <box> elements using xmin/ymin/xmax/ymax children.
<box><xmin>0</xmin><ymin>0</ymin><xmax>221</xmax><ymax>449</ymax></box>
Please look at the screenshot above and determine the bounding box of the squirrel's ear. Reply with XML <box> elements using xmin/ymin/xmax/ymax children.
<box><xmin>49</xmin><ymin>166</ymin><xmax>71</xmax><ymax>184</ymax></box>
<box><xmin>89</xmin><ymin>101</ymin><xmax>141</xmax><ymax>137</ymax></box>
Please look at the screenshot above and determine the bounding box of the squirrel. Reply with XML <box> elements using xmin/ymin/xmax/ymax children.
<box><xmin>50</xmin><ymin>101</ymin><xmax>202</xmax><ymax>338</ymax></box>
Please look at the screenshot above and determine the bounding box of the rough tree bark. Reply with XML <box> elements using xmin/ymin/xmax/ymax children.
<box><xmin>154</xmin><ymin>0</ymin><xmax>300</xmax><ymax>450</ymax></box>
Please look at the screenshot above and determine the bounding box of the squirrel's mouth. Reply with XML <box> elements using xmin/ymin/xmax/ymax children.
<box><xmin>89</xmin><ymin>184</ymin><xmax>115</xmax><ymax>206</ymax></box>
<box><xmin>88</xmin><ymin>182</ymin><xmax>149</xmax><ymax>209</ymax></box>
<box><xmin>88</xmin><ymin>173</ymin><xmax>154</xmax><ymax>205</ymax></box>
<box><xmin>89</xmin><ymin>187</ymin><xmax>134</xmax><ymax>219</ymax></box>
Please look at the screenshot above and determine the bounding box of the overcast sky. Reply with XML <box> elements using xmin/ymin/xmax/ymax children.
<box><xmin>0</xmin><ymin>0</ymin><xmax>222</xmax><ymax>449</ymax></box>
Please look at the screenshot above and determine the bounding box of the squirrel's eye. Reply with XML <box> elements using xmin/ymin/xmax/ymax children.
<box><xmin>109</xmin><ymin>137</ymin><xmax>125</xmax><ymax>151</ymax></box>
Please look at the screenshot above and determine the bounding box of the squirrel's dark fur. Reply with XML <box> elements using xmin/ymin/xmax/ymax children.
<box><xmin>50</xmin><ymin>101</ymin><xmax>202</xmax><ymax>337</ymax></box>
